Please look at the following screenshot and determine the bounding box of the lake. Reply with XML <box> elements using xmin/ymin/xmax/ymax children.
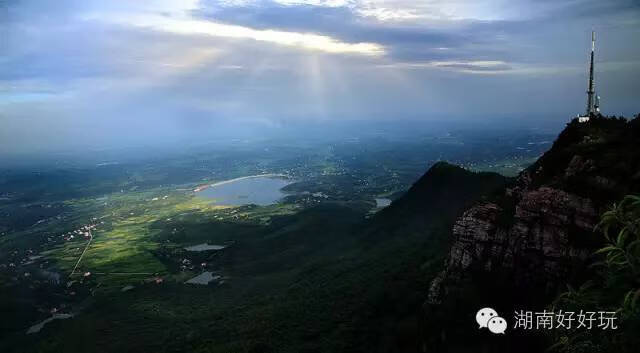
<box><xmin>27</xmin><ymin>314</ymin><xmax>74</xmax><ymax>334</ymax></box>
<box><xmin>375</xmin><ymin>198</ymin><xmax>392</xmax><ymax>208</ymax></box>
<box><xmin>196</xmin><ymin>175</ymin><xmax>293</xmax><ymax>206</ymax></box>
<box><xmin>184</xmin><ymin>243</ymin><xmax>227</xmax><ymax>252</ymax></box>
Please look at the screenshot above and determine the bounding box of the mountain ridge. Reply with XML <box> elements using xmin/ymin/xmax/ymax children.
<box><xmin>412</xmin><ymin>115</ymin><xmax>640</xmax><ymax>352</ymax></box>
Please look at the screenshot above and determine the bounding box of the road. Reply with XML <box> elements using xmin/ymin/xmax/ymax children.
<box><xmin>69</xmin><ymin>230</ymin><xmax>93</xmax><ymax>278</ymax></box>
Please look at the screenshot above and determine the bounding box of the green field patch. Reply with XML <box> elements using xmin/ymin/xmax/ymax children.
<box><xmin>79</xmin><ymin>224</ymin><xmax>164</xmax><ymax>275</ymax></box>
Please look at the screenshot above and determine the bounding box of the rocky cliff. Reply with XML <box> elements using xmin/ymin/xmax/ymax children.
<box><xmin>428</xmin><ymin>116</ymin><xmax>640</xmax><ymax>306</ymax></box>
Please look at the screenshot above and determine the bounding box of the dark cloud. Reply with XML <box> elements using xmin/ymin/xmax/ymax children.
<box><xmin>193</xmin><ymin>1</ymin><xmax>484</xmax><ymax>63</ymax></box>
<box><xmin>193</xmin><ymin>0</ymin><xmax>640</xmax><ymax>64</ymax></box>
<box><xmin>195</xmin><ymin>2</ymin><xmax>460</xmax><ymax>45</ymax></box>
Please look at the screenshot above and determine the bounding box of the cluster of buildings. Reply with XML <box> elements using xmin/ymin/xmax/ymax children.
<box><xmin>62</xmin><ymin>222</ymin><xmax>99</xmax><ymax>242</ymax></box>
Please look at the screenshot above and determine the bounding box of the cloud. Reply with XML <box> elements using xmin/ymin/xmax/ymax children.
<box><xmin>1</xmin><ymin>0</ymin><xmax>640</xmax><ymax>156</ymax></box>
<box><xmin>377</xmin><ymin>60</ymin><xmax>513</xmax><ymax>74</ymax></box>
<box><xmin>70</xmin><ymin>1</ymin><xmax>384</xmax><ymax>56</ymax></box>
<box><xmin>100</xmin><ymin>14</ymin><xmax>384</xmax><ymax>55</ymax></box>
<box><xmin>273</xmin><ymin>0</ymin><xmax>350</xmax><ymax>7</ymax></box>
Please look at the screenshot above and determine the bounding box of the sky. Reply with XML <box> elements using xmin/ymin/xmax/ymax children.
<box><xmin>1</xmin><ymin>0</ymin><xmax>640</xmax><ymax>155</ymax></box>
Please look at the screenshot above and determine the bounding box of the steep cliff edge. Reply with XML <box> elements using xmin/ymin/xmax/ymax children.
<box><xmin>428</xmin><ymin>117</ymin><xmax>640</xmax><ymax>308</ymax></box>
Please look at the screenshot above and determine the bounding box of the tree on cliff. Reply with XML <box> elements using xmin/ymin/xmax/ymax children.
<box><xmin>550</xmin><ymin>195</ymin><xmax>640</xmax><ymax>353</ymax></box>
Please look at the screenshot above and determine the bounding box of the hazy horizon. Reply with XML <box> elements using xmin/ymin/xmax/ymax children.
<box><xmin>0</xmin><ymin>118</ymin><xmax>563</xmax><ymax>166</ymax></box>
<box><xmin>2</xmin><ymin>0</ymin><xmax>640</xmax><ymax>156</ymax></box>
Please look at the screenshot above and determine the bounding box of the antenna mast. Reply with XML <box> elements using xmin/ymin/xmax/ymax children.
<box><xmin>586</xmin><ymin>31</ymin><xmax>596</xmax><ymax>116</ymax></box>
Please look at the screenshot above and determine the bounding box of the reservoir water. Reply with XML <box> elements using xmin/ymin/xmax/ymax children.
<box><xmin>196</xmin><ymin>175</ymin><xmax>293</xmax><ymax>206</ymax></box>
<box><xmin>375</xmin><ymin>198</ymin><xmax>392</xmax><ymax>208</ymax></box>
<box><xmin>184</xmin><ymin>243</ymin><xmax>227</xmax><ymax>252</ymax></box>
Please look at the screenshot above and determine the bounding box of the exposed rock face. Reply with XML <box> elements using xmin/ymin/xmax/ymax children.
<box><xmin>427</xmin><ymin>203</ymin><xmax>503</xmax><ymax>304</ymax></box>
<box><xmin>427</xmin><ymin>116</ymin><xmax>640</xmax><ymax>305</ymax></box>
<box><xmin>428</xmin><ymin>185</ymin><xmax>597</xmax><ymax>304</ymax></box>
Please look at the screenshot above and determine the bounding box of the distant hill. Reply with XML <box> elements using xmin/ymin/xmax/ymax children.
<box><xmin>382</xmin><ymin>162</ymin><xmax>508</xmax><ymax>218</ymax></box>
<box><xmin>368</xmin><ymin>161</ymin><xmax>508</xmax><ymax>239</ymax></box>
